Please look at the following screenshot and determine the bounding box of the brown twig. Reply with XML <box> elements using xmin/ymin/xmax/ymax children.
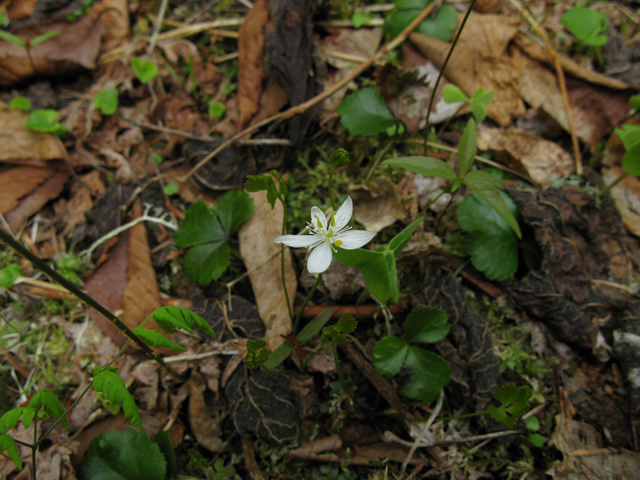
<box><xmin>171</xmin><ymin>2</ymin><xmax>437</xmax><ymax>184</ymax></box>
<box><xmin>507</xmin><ymin>0</ymin><xmax>582</xmax><ymax>175</ymax></box>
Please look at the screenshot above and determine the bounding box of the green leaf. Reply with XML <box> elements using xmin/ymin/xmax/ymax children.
<box><xmin>622</xmin><ymin>142</ymin><xmax>640</xmax><ymax>177</ymax></box>
<box><xmin>132</xmin><ymin>327</ymin><xmax>186</xmax><ymax>352</ymax></box>
<box><xmin>321</xmin><ymin>313</ymin><xmax>357</xmax><ymax>345</ymax></box>
<box><xmin>404</xmin><ymin>308</ymin><xmax>450</xmax><ymax>344</ymax></box>
<box><xmin>384</xmin><ymin>9</ymin><xmax>423</xmax><ymax>40</ymax></box>
<box><xmin>615</xmin><ymin>124</ymin><xmax>640</xmax><ymax>151</ymax></box>
<box><xmin>529</xmin><ymin>433</ymin><xmax>545</xmax><ymax>447</ymax></box>
<box><xmin>175</xmin><ymin>202</ymin><xmax>226</xmax><ymax>248</ymax></box>
<box><xmin>297</xmin><ymin>308</ymin><xmax>334</xmax><ymax>344</ymax></box>
<box><xmin>383</xmin><ymin>156</ymin><xmax>456</xmax><ymax>179</ymax></box>
<box><xmin>0</xmin><ymin>30</ymin><xmax>25</xmax><ymax>48</ymax></box>
<box><xmin>30</xmin><ymin>30</ymin><xmax>59</xmax><ymax>46</ymax></box>
<box><xmin>463</xmin><ymin>170</ymin><xmax>521</xmax><ymax>238</ymax></box>
<box><xmin>372</xmin><ymin>336</ymin><xmax>409</xmax><ymax>377</ymax></box>
<box><xmin>153</xmin><ymin>430</ymin><xmax>177</xmax><ymax>480</ymax></box>
<box><xmin>388</xmin><ymin>215</ymin><xmax>424</xmax><ymax>255</ymax></box>
<box><xmin>0</xmin><ymin>407</ymin><xmax>36</xmax><ymax>432</ymax></box>
<box><xmin>560</xmin><ymin>7</ymin><xmax>608</xmax><ymax>46</ymax></box>
<box><xmin>442</xmin><ymin>84</ymin><xmax>469</xmax><ymax>104</ymax></box>
<box><xmin>131</xmin><ymin>57</ymin><xmax>158</xmax><ymax>84</ymax></box>
<box><xmin>469</xmin><ymin>89</ymin><xmax>495</xmax><ymax>122</ymax></box>
<box><xmin>245</xmin><ymin>175</ymin><xmax>279</xmax><ymax>208</ymax></box>
<box><xmin>28</xmin><ymin>388</ymin><xmax>69</xmax><ymax>430</ymax></box>
<box><xmin>25</xmin><ymin>109</ymin><xmax>61</xmax><ymax>133</ymax></box>
<box><xmin>217</xmin><ymin>189</ymin><xmax>254</xmax><ymax>235</ymax></box>
<box><xmin>385</xmin><ymin>123</ymin><xmax>405</xmax><ymax>136</ymax></box>
<box><xmin>486</xmin><ymin>384</ymin><xmax>531</xmax><ymax>428</ymax></box>
<box><xmin>94</xmin><ymin>88</ymin><xmax>119</xmax><ymax>115</ymax></box>
<box><xmin>9</xmin><ymin>96</ymin><xmax>31</xmax><ymax>111</ymax></box>
<box><xmin>631</xmin><ymin>95</ymin><xmax>640</xmax><ymax>111</ymax></box>
<box><xmin>152</xmin><ymin>153</ymin><xmax>164</xmax><ymax>165</ymax></box>
<box><xmin>415</xmin><ymin>4</ymin><xmax>458</xmax><ymax>42</ymax></box>
<box><xmin>262</xmin><ymin>342</ymin><xmax>294</xmax><ymax>370</ymax></box>
<box><xmin>457</xmin><ymin>192</ymin><xmax>519</xmax><ymax>281</ymax></box>
<box><xmin>328</xmin><ymin>148</ymin><xmax>351</xmax><ymax>169</ymax></box>
<box><xmin>184</xmin><ymin>241</ymin><xmax>230</xmax><ymax>285</ymax></box>
<box><xmin>244</xmin><ymin>339</ymin><xmax>269</xmax><ymax>368</ymax></box>
<box><xmin>457</xmin><ymin>119</ymin><xmax>476</xmax><ymax>177</ymax></box>
<box><xmin>524</xmin><ymin>416</ymin><xmax>539</xmax><ymax>431</ymax></box>
<box><xmin>93</xmin><ymin>368</ymin><xmax>142</xmax><ymax>431</ymax></box>
<box><xmin>0</xmin><ymin>263</ymin><xmax>22</xmax><ymax>289</ymax></box>
<box><xmin>79</xmin><ymin>429</ymin><xmax>166</xmax><ymax>480</ymax></box>
<box><xmin>396</xmin><ymin>0</ymin><xmax>429</xmax><ymax>9</ymax></box>
<box><xmin>151</xmin><ymin>306</ymin><xmax>216</xmax><ymax>339</ymax></box>
<box><xmin>0</xmin><ymin>434</ymin><xmax>21</xmax><ymax>470</ymax></box>
<box><xmin>403</xmin><ymin>346</ymin><xmax>451</xmax><ymax>403</ymax></box>
<box><xmin>337</xmin><ymin>88</ymin><xmax>395</xmax><ymax>136</ymax></box>
<box><xmin>352</xmin><ymin>11</ymin><xmax>374</xmax><ymax>28</ymax></box>
<box><xmin>208</xmin><ymin>101</ymin><xmax>226</xmax><ymax>118</ymax></box>
<box><xmin>163</xmin><ymin>183</ymin><xmax>179</xmax><ymax>196</ymax></box>
<box><xmin>334</xmin><ymin>247</ymin><xmax>398</xmax><ymax>303</ymax></box>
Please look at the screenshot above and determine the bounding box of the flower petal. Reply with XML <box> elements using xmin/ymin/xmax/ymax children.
<box><xmin>334</xmin><ymin>230</ymin><xmax>376</xmax><ymax>250</ymax></box>
<box><xmin>307</xmin><ymin>241</ymin><xmax>333</xmax><ymax>273</ymax></box>
<box><xmin>333</xmin><ymin>196</ymin><xmax>353</xmax><ymax>232</ymax></box>
<box><xmin>310</xmin><ymin>206</ymin><xmax>327</xmax><ymax>231</ymax></box>
<box><xmin>275</xmin><ymin>234</ymin><xmax>322</xmax><ymax>248</ymax></box>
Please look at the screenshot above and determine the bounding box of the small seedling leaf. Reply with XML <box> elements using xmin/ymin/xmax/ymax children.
<box><xmin>415</xmin><ymin>4</ymin><xmax>458</xmax><ymax>42</ymax></box>
<box><xmin>30</xmin><ymin>30</ymin><xmax>59</xmax><ymax>46</ymax></box>
<box><xmin>217</xmin><ymin>189</ymin><xmax>254</xmax><ymax>235</ymax></box>
<box><xmin>132</xmin><ymin>327</ymin><xmax>186</xmax><ymax>352</ymax></box>
<box><xmin>0</xmin><ymin>263</ymin><xmax>22</xmax><ymax>289</ymax></box>
<box><xmin>131</xmin><ymin>57</ymin><xmax>159</xmax><ymax>84</ymax></box>
<box><xmin>383</xmin><ymin>156</ymin><xmax>456</xmax><ymax>179</ymax></box>
<box><xmin>615</xmin><ymin>124</ymin><xmax>640</xmax><ymax>151</ymax></box>
<box><xmin>403</xmin><ymin>346</ymin><xmax>451</xmax><ymax>403</ymax></box>
<box><xmin>0</xmin><ymin>30</ymin><xmax>25</xmax><ymax>48</ymax></box>
<box><xmin>9</xmin><ymin>96</ymin><xmax>31</xmax><ymax>111</ymax></box>
<box><xmin>631</xmin><ymin>95</ymin><xmax>640</xmax><ymax>111</ymax></box>
<box><xmin>28</xmin><ymin>388</ymin><xmax>69</xmax><ymax>430</ymax></box>
<box><xmin>208</xmin><ymin>101</ymin><xmax>226</xmax><ymax>118</ymax></box>
<box><xmin>469</xmin><ymin>89</ymin><xmax>495</xmax><ymax>122</ymax></box>
<box><xmin>404</xmin><ymin>307</ymin><xmax>450</xmax><ymax>344</ymax></box>
<box><xmin>321</xmin><ymin>313</ymin><xmax>357</xmax><ymax>345</ymax></box>
<box><xmin>352</xmin><ymin>11</ymin><xmax>373</xmax><ymax>28</ymax></box>
<box><xmin>622</xmin><ymin>142</ymin><xmax>640</xmax><ymax>177</ymax></box>
<box><xmin>560</xmin><ymin>7</ymin><xmax>608</xmax><ymax>46</ymax></box>
<box><xmin>94</xmin><ymin>88</ymin><xmax>118</xmax><ymax>115</ymax></box>
<box><xmin>524</xmin><ymin>416</ymin><xmax>540</xmax><ymax>431</ymax></box>
<box><xmin>529</xmin><ymin>433</ymin><xmax>545</xmax><ymax>447</ymax></box>
<box><xmin>244</xmin><ymin>339</ymin><xmax>269</xmax><ymax>368</ymax></box>
<box><xmin>372</xmin><ymin>336</ymin><xmax>409</xmax><ymax>377</ymax></box>
<box><xmin>25</xmin><ymin>109</ymin><xmax>60</xmax><ymax>133</ymax></box>
<box><xmin>79</xmin><ymin>429</ymin><xmax>166</xmax><ymax>480</ymax></box>
<box><xmin>151</xmin><ymin>306</ymin><xmax>216</xmax><ymax>339</ymax></box>
<box><xmin>93</xmin><ymin>369</ymin><xmax>142</xmax><ymax>431</ymax></box>
<box><xmin>328</xmin><ymin>148</ymin><xmax>351</xmax><ymax>169</ymax></box>
<box><xmin>163</xmin><ymin>183</ymin><xmax>179</xmax><ymax>196</ymax></box>
<box><xmin>0</xmin><ymin>434</ymin><xmax>21</xmax><ymax>469</ymax></box>
<box><xmin>457</xmin><ymin>119</ymin><xmax>477</xmax><ymax>177</ymax></box>
<box><xmin>442</xmin><ymin>84</ymin><xmax>469</xmax><ymax>104</ymax></box>
<box><xmin>337</xmin><ymin>88</ymin><xmax>395</xmax><ymax>136</ymax></box>
<box><xmin>487</xmin><ymin>384</ymin><xmax>531</xmax><ymax>428</ymax></box>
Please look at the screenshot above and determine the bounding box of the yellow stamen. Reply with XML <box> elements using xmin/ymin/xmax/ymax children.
<box><xmin>334</xmin><ymin>240</ymin><xmax>343</xmax><ymax>247</ymax></box>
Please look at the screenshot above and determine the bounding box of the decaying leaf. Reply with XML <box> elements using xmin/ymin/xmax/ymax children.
<box><xmin>188</xmin><ymin>371</ymin><xmax>226</xmax><ymax>452</ymax></box>
<box><xmin>238</xmin><ymin>190</ymin><xmax>296</xmax><ymax>351</ymax></box>
<box><xmin>349</xmin><ymin>176</ymin><xmax>407</xmax><ymax>231</ymax></box>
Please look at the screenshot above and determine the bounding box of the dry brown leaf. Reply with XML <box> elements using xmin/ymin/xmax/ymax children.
<box><xmin>349</xmin><ymin>176</ymin><xmax>407</xmax><ymax>231</ymax></box>
<box><xmin>248</xmin><ymin>78</ymin><xmax>289</xmax><ymax>128</ymax></box>
<box><xmin>188</xmin><ymin>371</ymin><xmax>226</xmax><ymax>452</ymax></box>
<box><xmin>477</xmin><ymin>128</ymin><xmax>574</xmax><ymax>187</ymax></box>
<box><xmin>91</xmin><ymin>0</ymin><xmax>129</xmax><ymax>53</ymax></box>
<box><xmin>0</xmin><ymin>165</ymin><xmax>56</xmax><ymax>213</ymax></box>
<box><xmin>238</xmin><ymin>0</ymin><xmax>269</xmax><ymax>128</ymax></box>
<box><xmin>6</xmin><ymin>0</ymin><xmax>37</xmax><ymax>20</ymax></box>
<box><xmin>319</xmin><ymin>28</ymin><xmax>382</xmax><ymax>70</ymax></box>
<box><xmin>410</xmin><ymin>12</ymin><xmax>525</xmax><ymax>126</ymax></box>
<box><xmin>57</xmin><ymin>170</ymin><xmax>105</xmax><ymax>235</ymax></box>
<box><xmin>238</xmin><ymin>190</ymin><xmax>296</xmax><ymax>351</ymax></box>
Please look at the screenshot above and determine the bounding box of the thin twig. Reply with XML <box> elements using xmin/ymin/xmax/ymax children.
<box><xmin>401</xmin><ymin>390</ymin><xmax>444</xmax><ymax>474</ymax></box>
<box><xmin>147</xmin><ymin>0</ymin><xmax>169</xmax><ymax>56</ymax></box>
<box><xmin>171</xmin><ymin>2</ymin><xmax>436</xmax><ymax>184</ymax></box>
<box><xmin>507</xmin><ymin>0</ymin><xmax>582</xmax><ymax>174</ymax></box>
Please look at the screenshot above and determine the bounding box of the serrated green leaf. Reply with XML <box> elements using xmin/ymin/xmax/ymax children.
<box><xmin>328</xmin><ymin>148</ymin><xmax>351</xmax><ymax>169</ymax></box>
<box><xmin>151</xmin><ymin>306</ymin><xmax>216</xmax><ymax>339</ymax></box>
<box><xmin>132</xmin><ymin>327</ymin><xmax>186</xmax><ymax>352</ymax></box>
<box><xmin>0</xmin><ymin>263</ymin><xmax>22</xmax><ymax>289</ymax></box>
<box><xmin>94</xmin><ymin>88</ymin><xmax>119</xmax><ymax>115</ymax></box>
<box><xmin>463</xmin><ymin>171</ymin><xmax>521</xmax><ymax>238</ymax></box>
<box><xmin>458</xmin><ymin>119</ymin><xmax>476</xmax><ymax>177</ymax></box>
<box><xmin>79</xmin><ymin>429</ymin><xmax>166</xmax><ymax>480</ymax></box>
<box><xmin>28</xmin><ymin>388</ymin><xmax>69</xmax><ymax>430</ymax></box>
<box><xmin>244</xmin><ymin>339</ymin><xmax>269</xmax><ymax>367</ymax></box>
<box><xmin>383</xmin><ymin>156</ymin><xmax>456</xmax><ymax>179</ymax></box>
<box><xmin>372</xmin><ymin>336</ymin><xmax>409</xmax><ymax>377</ymax></box>
<box><xmin>131</xmin><ymin>57</ymin><xmax>158</xmax><ymax>84</ymax></box>
<box><xmin>403</xmin><ymin>346</ymin><xmax>451</xmax><ymax>403</ymax></box>
<box><xmin>217</xmin><ymin>190</ymin><xmax>254</xmax><ymax>235</ymax></box>
<box><xmin>560</xmin><ymin>7</ymin><xmax>608</xmax><ymax>46</ymax></box>
<box><xmin>623</xmin><ymin>142</ymin><xmax>640</xmax><ymax>176</ymax></box>
<box><xmin>30</xmin><ymin>30</ymin><xmax>59</xmax><ymax>46</ymax></box>
<box><xmin>93</xmin><ymin>370</ymin><xmax>142</xmax><ymax>431</ymax></box>
<box><xmin>404</xmin><ymin>308</ymin><xmax>450</xmax><ymax>344</ymax></box>
<box><xmin>0</xmin><ymin>30</ymin><xmax>25</xmax><ymax>48</ymax></box>
<box><xmin>270</xmin><ymin>170</ymin><xmax>288</xmax><ymax>197</ymax></box>
<box><xmin>388</xmin><ymin>216</ymin><xmax>425</xmax><ymax>256</ymax></box>
<box><xmin>184</xmin><ymin>241</ymin><xmax>230</xmax><ymax>285</ymax></box>
<box><xmin>153</xmin><ymin>430</ymin><xmax>177</xmax><ymax>480</ymax></box>
<box><xmin>175</xmin><ymin>202</ymin><xmax>226</xmax><ymax>248</ymax></box>
<box><xmin>9</xmin><ymin>96</ymin><xmax>31</xmax><ymax>111</ymax></box>
<box><xmin>321</xmin><ymin>313</ymin><xmax>357</xmax><ymax>345</ymax></box>
<box><xmin>415</xmin><ymin>4</ymin><xmax>458</xmax><ymax>42</ymax></box>
<box><xmin>487</xmin><ymin>384</ymin><xmax>532</xmax><ymax>428</ymax></box>
<box><xmin>442</xmin><ymin>84</ymin><xmax>469</xmax><ymax>104</ymax></box>
<box><xmin>0</xmin><ymin>434</ymin><xmax>21</xmax><ymax>470</ymax></box>
<box><xmin>337</xmin><ymin>88</ymin><xmax>395</xmax><ymax>136</ymax></box>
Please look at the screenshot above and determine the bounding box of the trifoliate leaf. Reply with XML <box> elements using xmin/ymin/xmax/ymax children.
<box><xmin>0</xmin><ymin>434</ymin><xmax>21</xmax><ymax>470</ymax></box>
<box><xmin>415</xmin><ymin>4</ymin><xmax>458</xmax><ymax>42</ymax></box>
<box><xmin>486</xmin><ymin>384</ymin><xmax>531</xmax><ymax>428</ymax></box>
<box><xmin>372</xmin><ymin>336</ymin><xmax>409</xmax><ymax>377</ymax></box>
<box><xmin>132</xmin><ymin>327</ymin><xmax>186</xmax><ymax>352</ymax></box>
<box><xmin>403</xmin><ymin>346</ymin><xmax>451</xmax><ymax>403</ymax></box>
<box><xmin>175</xmin><ymin>202</ymin><xmax>226</xmax><ymax>248</ymax></box>
<box><xmin>93</xmin><ymin>369</ymin><xmax>142</xmax><ymax>431</ymax></box>
<box><xmin>217</xmin><ymin>189</ymin><xmax>254</xmax><ymax>235</ymax></box>
<box><xmin>404</xmin><ymin>308</ymin><xmax>450</xmax><ymax>344</ymax></box>
<box><xmin>560</xmin><ymin>7</ymin><xmax>608</xmax><ymax>46</ymax></box>
<box><xmin>28</xmin><ymin>388</ymin><xmax>69</xmax><ymax>430</ymax></box>
<box><xmin>184</xmin><ymin>241</ymin><xmax>230</xmax><ymax>285</ymax></box>
<box><xmin>151</xmin><ymin>306</ymin><xmax>216</xmax><ymax>339</ymax></box>
<box><xmin>244</xmin><ymin>339</ymin><xmax>269</xmax><ymax>368</ymax></box>
<box><xmin>337</xmin><ymin>88</ymin><xmax>395</xmax><ymax>136</ymax></box>
<box><xmin>383</xmin><ymin>156</ymin><xmax>456</xmax><ymax>180</ymax></box>
<box><xmin>622</xmin><ymin>142</ymin><xmax>640</xmax><ymax>177</ymax></box>
<box><xmin>79</xmin><ymin>429</ymin><xmax>166</xmax><ymax>480</ymax></box>
<box><xmin>131</xmin><ymin>57</ymin><xmax>159</xmax><ymax>84</ymax></box>
<box><xmin>321</xmin><ymin>313</ymin><xmax>357</xmax><ymax>345</ymax></box>
<box><xmin>458</xmin><ymin>119</ymin><xmax>477</xmax><ymax>177</ymax></box>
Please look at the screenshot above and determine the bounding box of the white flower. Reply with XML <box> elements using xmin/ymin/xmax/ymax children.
<box><xmin>275</xmin><ymin>196</ymin><xmax>376</xmax><ymax>274</ymax></box>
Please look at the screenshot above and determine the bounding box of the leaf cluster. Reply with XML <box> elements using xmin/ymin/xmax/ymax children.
<box><xmin>175</xmin><ymin>190</ymin><xmax>254</xmax><ymax>285</ymax></box>
<box><xmin>385</xmin><ymin>0</ymin><xmax>458</xmax><ymax>42</ymax></box>
<box><xmin>442</xmin><ymin>85</ymin><xmax>495</xmax><ymax>123</ymax></box>
<box><xmin>373</xmin><ymin>307</ymin><xmax>451</xmax><ymax>403</ymax></box>
<box><xmin>487</xmin><ymin>384</ymin><xmax>531</xmax><ymax>427</ymax></box>
<box><xmin>560</xmin><ymin>7</ymin><xmax>608</xmax><ymax>47</ymax></box>
<box><xmin>321</xmin><ymin>313</ymin><xmax>357</xmax><ymax>345</ymax></box>
<box><xmin>614</xmin><ymin>123</ymin><xmax>640</xmax><ymax>177</ymax></box>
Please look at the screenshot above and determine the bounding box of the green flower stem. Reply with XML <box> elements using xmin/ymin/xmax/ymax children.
<box><xmin>292</xmin><ymin>273</ymin><xmax>322</xmax><ymax>337</ymax></box>
<box><xmin>279</xmin><ymin>198</ymin><xmax>293</xmax><ymax>322</ymax></box>
<box><xmin>328</xmin><ymin>168</ymin><xmax>337</xmax><ymax>211</ymax></box>
<box><xmin>32</xmin><ymin>415</ymin><xmax>37</xmax><ymax>480</ymax></box>
<box><xmin>0</xmin><ymin>228</ymin><xmax>186</xmax><ymax>382</ymax></box>
<box><xmin>601</xmin><ymin>171</ymin><xmax>628</xmax><ymax>196</ymax></box>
